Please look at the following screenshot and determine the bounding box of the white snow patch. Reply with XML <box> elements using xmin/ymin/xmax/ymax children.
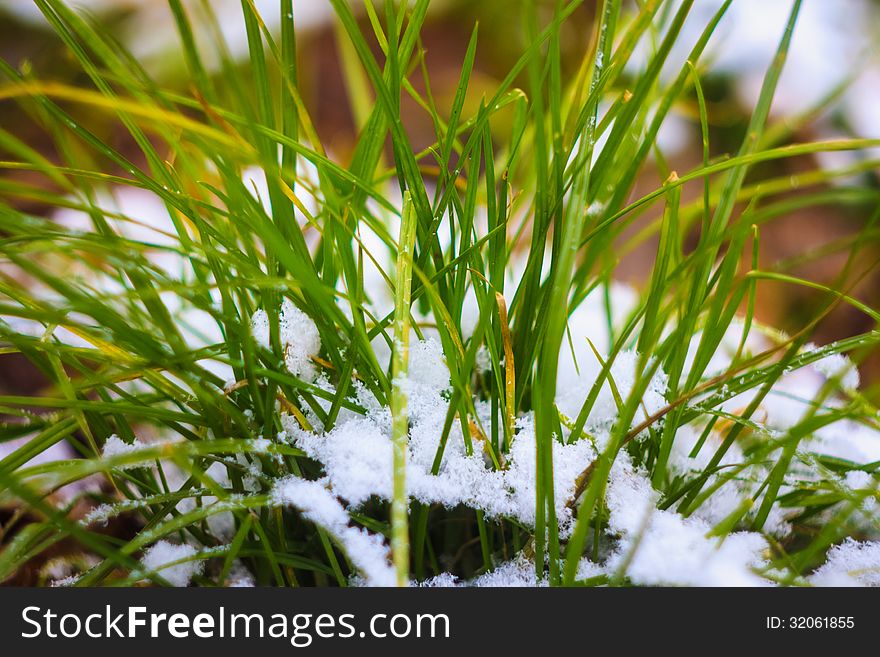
<box><xmin>556</xmin><ymin>348</ymin><xmax>668</xmax><ymax>445</ymax></box>
<box><xmin>811</xmin><ymin>539</ymin><xmax>880</xmax><ymax>587</ymax></box>
<box><xmin>140</xmin><ymin>541</ymin><xmax>203</xmax><ymax>587</ymax></box>
<box><xmin>283</xmin><ymin>339</ymin><xmax>596</xmax><ymax>538</ymax></box>
<box><xmin>226</xmin><ymin>560</ymin><xmax>256</xmax><ymax>587</ymax></box>
<box><xmin>251</xmin><ymin>299</ymin><xmax>321</xmax><ymax>381</ymax></box>
<box><xmin>808</xmin><ymin>347</ymin><xmax>860</xmax><ymax>392</ymax></box>
<box><xmin>101</xmin><ymin>434</ymin><xmax>150</xmax><ymax>469</ymax></box>
<box><xmin>604</xmin><ymin>455</ymin><xmax>770</xmax><ymax>586</ymax></box>
<box><xmin>271</xmin><ymin>476</ymin><xmax>395</xmax><ymax>586</ymax></box>
<box><xmin>416</xmin><ymin>553</ymin><xmax>604</xmax><ymax>587</ymax></box>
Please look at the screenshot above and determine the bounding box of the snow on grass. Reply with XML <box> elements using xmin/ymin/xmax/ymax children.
<box><xmin>282</xmin><ymin>337</ymin><xmax>596</xmax><ymax>537</ymax></box>
<box><xmin>101</xmin><ymin>434</ymin><xmax>148</xmax><ymax>470</ymax></box>
<box><xmin>50</xmin><ymin>575</ymin><xmax>81</xmax><ymax>588</ymax></box>
<box><xmin>808</xmin><ymin>346</ymin><xmax>861</xmax><ymax>392</ymax></box>
<box><xmin>67</xmin><ymin>280</ymin><xmax>877</xmax><ymax>587</ymax></box>
<box><xmin>251</xmin><ymin>298</ymin><xmax>321</xmax><ymax>381</ymax></box>
<box><xmin>226</xmin><ymin>561</ymin><xmax>256</xmax><ymax>587</ymax></box>
<box><xmin>261</xmin><ymin>281</ymin><xmax>880</xmax><ymax>587</ymax></box>
<box><xmin>271</xmin><ymin>476</ymin><xmax>396</xmax><ymax>587</ymax></box>
<box><xmin>604</xmin><ymin>454</ymin><xmax>770</xmax><ymax>586</ymax></box>
<box><xmin>810</xmin><ymin>539</ymin><xmax>880</xmax><ymax>587</ymax></box>
<box><xmin>101</xmin><ymin>434</ymin><xmax>144</xmax><ymax>458</ymax></box>
<box><xmin>844</xmin><ymin>469</ymin><xmax>878</xmax><ymax>514</ymax></box>
<box><xmin>556</xmin><ymin>348</ymin><xmax>668</xmax><ymax>444</ymax></box>
<box><xmin>139</xmin><ymin>541</ymin><xmax>203</xmax><ymax>587</ymax></box>
<box><xmin>422</xmin><ymin>554</ymin><xmax>546</xmax><ymax>587</ymax></box>
<box><xmin>418</xmin><ymin>553</ymin><xmax>604</xmax><ymax>588</ymax></box>
<box><xmin>668</xmin><ymin>424</ymin><xmax>793</xmax><ymax>538</ymax></box>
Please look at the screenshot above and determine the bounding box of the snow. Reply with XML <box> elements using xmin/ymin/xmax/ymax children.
<box><xmin>139</xmin><ymin>541</ymin><xmax>203</xmax><ymax>587</ymax></box>
<box><xmin>415</xmin><ymin>551</ymin><xmax>604</xmax><ymax>588</ymax></box>
<box><xmin>845</xmin><ymin>470</ymin><xmax>874</xmax><ymax>491</ymax></box>
<box><xmin>282</xmin><ymin>337</ymin><xmax>596</xmax><ymax>537</ymax></box>
<box><xmin>226</xmin><ymin>561</ymin><xmax>257</xmax><ymax>588</ymax></box>
<box><xmin>810</xmin><ymin>539</ymin><xmax>880</xmax><ymax>587</ymax></box>
<box><xmin>808</xmin><ymin>348</ymin><xmax>860</xmax><ymax>392</ymax></box>
<box><xmin>45</xmin><ymin>554</ymin><xmax>99</xmax><ymax>587</ymax></box>
<box><xmin>50</xmin><ymin>575</ymin><xmax>81</xmax><ymax>588</ymax></box>
<box><xmin>251</xmin><ymin>298</ymin><xmax>321</xmax><ymax>381</ymax></box>
<box><xmin>604</xmin><ymin>454</ymin><xmax>770</xmax><ymax>586</ymax></box>
<box><xmin>556</xmin><ymin>348</ymin><xmax>668</xmax><ymax>445</ymax></box>
<box><xmin>271</xmin><ymin>476</ymin><xmax>396</xmax><ymax>587</ymax></box>
<box><xmin>418</xmin><ymin>572</ymin><xmax>461</xmax><ymax>588</ymax></box>
<box><xmin>469</xmin><ymin>556</ymin><xmax>547</xmax><ymax>587</ymax></box>
<box><xmin>101</xmin><ymin>434</ymin><xmax>149</xmax><ymax>470</ymax></box>
<box><xmin>262</xmin><ymin>274</ymin><xmax>880</xmax><ymax>587</ymax></box>
<box><xmin>169</xmin><ymin>461</ymin><xmax>238</xmax><ymax>540</ymax></box>
<box><xmin>667</xmin><ymin>424</ymin><xmax>792</xmax><ymax>538</ymax></box>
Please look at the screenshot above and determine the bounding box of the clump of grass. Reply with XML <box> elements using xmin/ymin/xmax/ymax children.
<box><xmin>0</xmin><ymin>0</ymin><xmax>878</xmax><ymax>587</ymax></box>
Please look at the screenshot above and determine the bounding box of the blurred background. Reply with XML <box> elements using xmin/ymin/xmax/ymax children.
<box><xmin>1</xmin><ymin>0</ymin><xmax>879</xmax><ymax>394</ymax></box>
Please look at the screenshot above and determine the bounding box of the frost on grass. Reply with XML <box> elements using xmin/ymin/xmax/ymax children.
<box><xmin>139</xmin><ymin>541</ymin><xmax>203</xmax><ymax>587</ymax></box>
<box><xmin>251</xmin><ymin>298</ymin><xmax>321</xmax><ymax>381</ymax></box>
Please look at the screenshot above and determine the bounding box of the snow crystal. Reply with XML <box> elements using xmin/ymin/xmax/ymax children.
<box><xmin>50</xmin><ymin>575</ymin><xmax>81</xmax><ymax>588</ymax></box>
<box><xmin>102</xmin><ymin>434</ymin><xmax>144</xmax><ymax>458</ymax></box>
<box><xmin>845</xmin><ymin>469</ymin><xmax>874</xmax><ymax>491</ymax></box>
<box><xmin>470</xmin><ymin>555</ymin><xmax>548</xmax><ymax>587</ymax></box>
<box><xmin>811</xmin><ymin>539</ymin><xmax>880</xmax><ymax>587</ymax></box>
<box><xmin>809</xmin><ymin>348</ymin><xmax>860</xmax><ymax>392</ymax></box>
<box><xmin>418</xmin><ymin>572</ymin><xmax>460</xmax><ymax>587</ymax></box>
<box><xmin>83</xmin><ymin>502</ymin><xmax>128</xmax><ymax>526</ymax></box>
<box><xmin>140</xmin><ymin>541</ymin><xmax>203</xmax><ymax>587</ymax></box>
<box><xmin>844</xmin><ymin>470</ymin><xmax>879</xmax><ymax>521</ymax></box>
<box><xmin>604</xmin><ymin>455</ymin><xmax>770</xmax><ymax>586</ymax></box>
<box><xmin>271</xmin><ymin>476</ymin><xmax>395</xmax><ymax>587</ymax></box>
<box><xmin>405</xmin><ymin>337</ymin><xmax>451</xmax><ymax>395</ymax></box>
<box><xmin>101</xmin><ymin>434</ymin><xmax>150</xmax><ymax>470</ymax></box>
<box><xmin>416</xmin><ymin>553</ymin><xmax>603</xmax><ymax>588</ymax></box>
<box><xmin>251</xmin><ymin>299</ymin><xmax>321</xmax><ymax>381</ymax></box>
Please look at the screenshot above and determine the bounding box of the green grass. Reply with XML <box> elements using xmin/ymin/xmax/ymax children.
<box><xmin>0</xmin><ymin>0</ymin><xmax>878</xmax><ymax>587</ymax></box>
